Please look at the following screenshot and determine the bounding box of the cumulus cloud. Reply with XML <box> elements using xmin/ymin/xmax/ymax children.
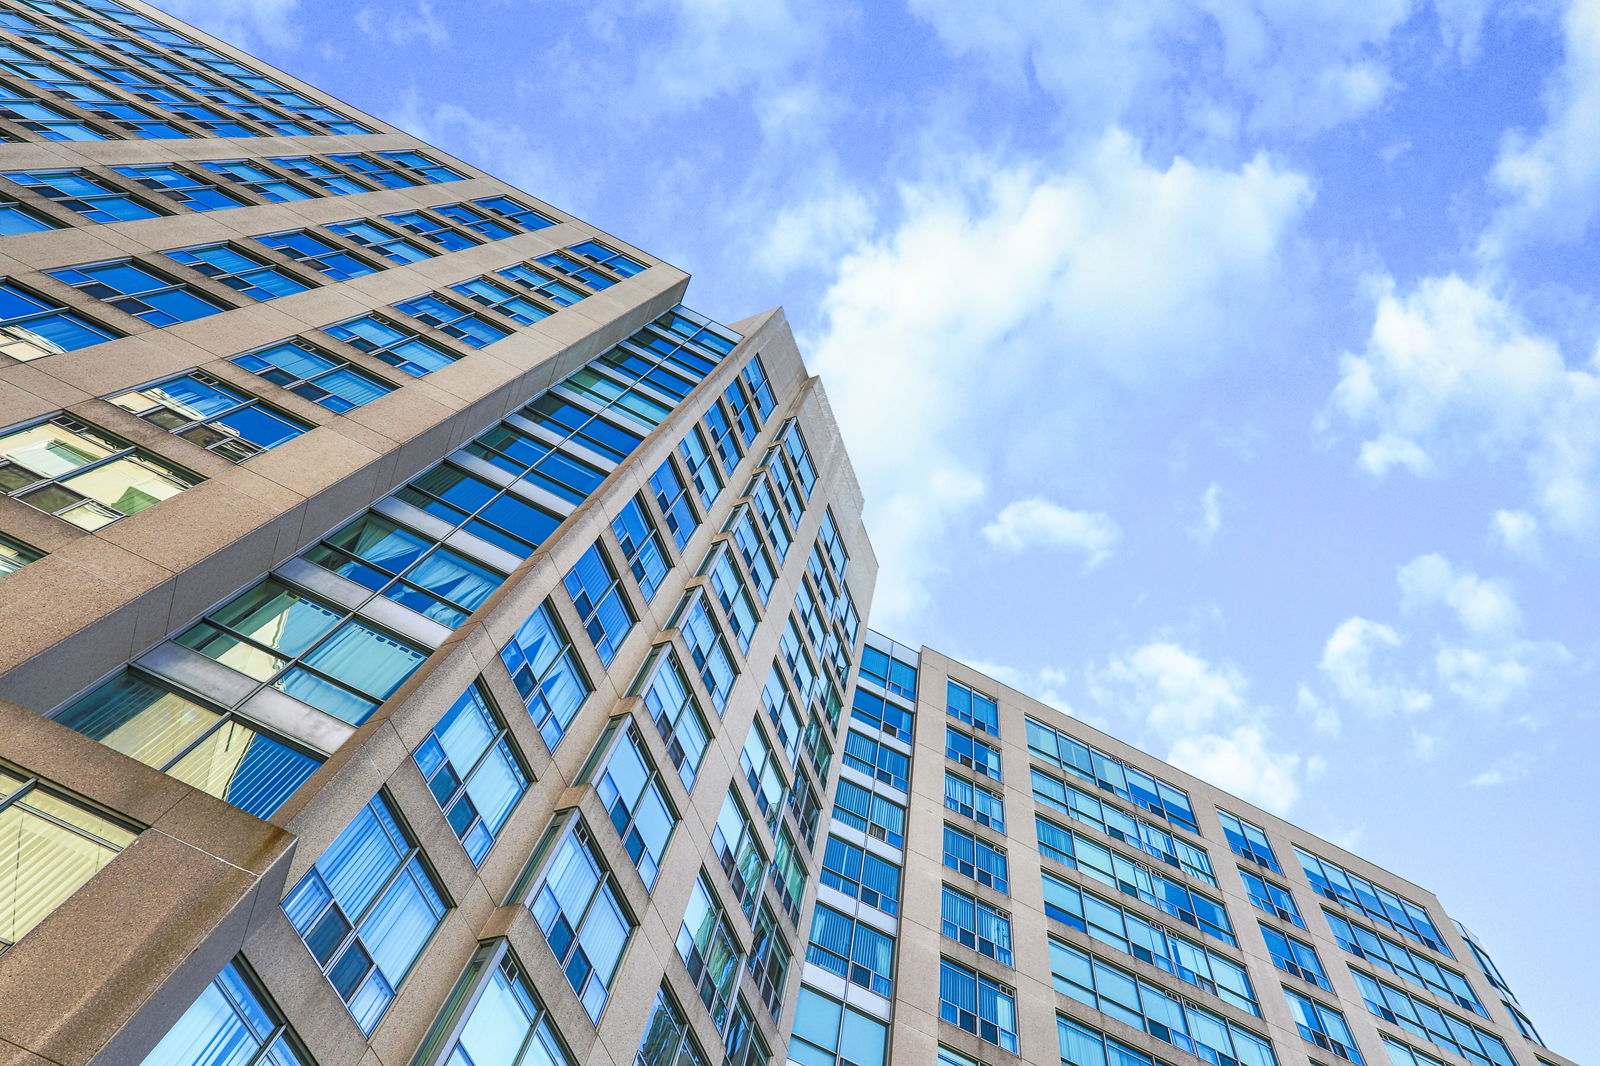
<box><xmin>1319</xmin><ymin>617</ymin><xmax>1433</xmax><ymax>716</ymax></box>
<box><xmin>1398</xmin><ymin>553</ymin><xmax>1521</xmax><ymax>637</ymax></box>
<box><xmin>356</xmin><ymin>1</ymin><xmax>449</xmax><ymax>46</ymax></box>
<box><xmin>1468</xmin><ymin>750</ymin><xmax>1537</xmax><ymax>787</ymax></box>
<box><xmin>1191</xmin><ymin>482</ymin><xmax>1223</xmax><ymax>547</ymax></box>
<box><xmin>981</xmin><ymin>499</ymin><xmax>1121</xmax><ymax>568</ymax></box>
<box><xmin>1168</xmin><ymin>726</ymin><xmax>1312</xmax><ymax>815</ymax></box>
<box><xmin>148</xmin><ymin>0</ymin><xmax>301</xmax><ymax>48</ymax></box>
<box><xmin>1490</xmin><ymin>509</ymin><xmax>1542</xmax><ymax>558</ymax></box>
<box><xmin>1089</xmin><ymin>642</ymin><xmax>1249</xmax><ymax>737</ymax></box>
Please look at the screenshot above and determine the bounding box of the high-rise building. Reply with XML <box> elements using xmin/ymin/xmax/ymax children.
<box><xmin>0</xmin><ymin>5</ymin><xmax>1572</xmax><ymax>1066</ymax></box>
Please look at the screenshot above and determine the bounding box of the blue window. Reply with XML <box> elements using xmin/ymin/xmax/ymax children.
<box><xmin>112</xmin><ymin>164</ymin><xmax>247</xmax><ymax>210</ymax></box>
<box><xmin>499</xmin><ymin>601</ymin><xmax>590</xmax><ymax>750</ymax></box>
<box><xmin>1284</xmin><ymin>987</ymin><xmax>1364</xmax><ymax>1063</ymax></box>
<box><xmin>50</xmin><ymin>260</ymin><xmax>226</xmax><ymax>325</ymax></box>
<box><xmin>1350</xmin><ymin>971</ymin><xmax>1515</xmax><ymax>1066</ymax></box>
<box><xmin>705</xmin><ymin>400</ymin><xmax>741</xmax><ymax>474</ymax></box>
<box><xmin>1296</xmin><ymin>848</ymin><xmax>1449</xmax><ymax>954</ymax></box>
<box><xmin>611</xmin><ymin>496</ymin><xmax>670</xmax><ymax>601</ymax></box>
<box><xmin>329</xmin><ymin>152</ymin><xmax>418</xmax><ymax>188</ymax></box>
<box><xmin>943</xmin><ymin>823</ymin><xmax>1008</xmax><ymax>892</ymax></box>
<box><xmin>383</xmin><ymin>208</ymin><xmax>475</xmax><ymax>250</ymax></box>
<box><xmin>0</xmin><ymin>195</ymin><xmax>56</xmax><ymax>234</ymax></box>
<box><xmin>780</xmin><ymin>421</ymin><xmax>817</xmax><ymax>497</ymax></box>
<box><xmin>945</xmin><ymin>771</ymin><xmax>1006</xmax><ymax>832</ymax></box>
<box><xmin>476</xmin><ymin>194</ymin><xmax>554</xmax><ymax>229</ymax></box>
<box><xmin>639</xmin><ymin>647</ymin><xmax>709</xmax><ymax>788</ymax></box>
<box><xmin>725</xmin><ymin>512</ymin><xmax>777</xmax><ymax>606</ymax></box>
<box><xmin>747</xmin><ymin>904</ymin><xmax>793</xmax><ymax>1017</ymax></box>
<box><xmin>739</xmin><ymin>721</ymin><xmax>786</xmax><ymax>821</ymax></box>
<box><xmin>197</xmin><ymin>159</ymin><xmax>313</xmax><ymax>202</ymax></box>
<box><xmin>680</xmin><ymin>594</ymin><xmax>736</xmax><ymax>712</ymax></box>
<box><xmin>527</xmin><ymin>818</ymin><xmax>633</xmax><ymax>1022</ymax></box>
<box><xmin>564</xmin><ymin>542</ymin><xmax>634</xmax><ymax>665</ymax></box>
<box><xmin>448</xmin><ymin>275</ymin><xmax>551</xmax><ymax>325</ymax></box>
<box><xmin>139</xmin><ymin>960</ymin><xmax>312</xmax><ymax>1066</ymax></box>
<box><xmin>767</xmin><ymin>445</ymin><xmax>804</xmax><ymax>525</ymax></box>
<box><xmin>376</xmin><ymin>149</ymin><xmax>464</xmax><ymax>182</ymax></box>
<box><xmin>947</xmin><ymin>679</ymin><xmax>999</xmax><ymax>736</ymax></box>
<box><xmin>535</xmin><ymin>250</ymin><xmax>614</xmax><ymax>290</ymax></box>
<box><xmin>0</xmin><ymin>281</ymin><xmax>118</xmax><ymax>356</ymax></box>
<box><xmin>253</xmin><ymin>229</ymin><xmax>377</xmax><ymax>280</ymax></box>
<box><xmin>326</xmin><ymin>218</ymin><xmax>434</xmax><ymax>264</ymax></box>
<box><xmin>1035</xmin><ymin>816</ymin><xmax>1235</xmax><ymax>946</ymax></box>
<box><xmin>678</xmin><ymin>426</ymin><xmax>721</xmax><ymax>508</ymax></box>
<box><xmin>1059</xmin><ymin>1015</ymin><xmax>1177</xmax><ymax>1066</ymax></box>
<box><xmin>463</xmin><ymin>423</ymin><xmax>604</xmax><ymax>507</ymax></box>
<box><xmin>790</xmin><ymin>985</ymin><xmax>887</xmax><ymax>1066</ymax></box>
<box><xmin>1384</xmin><ymin>1038</ymin><xmax>1455</xmax><ymax>1066</ymax></box>
<box><xmin>750</xmin><ymin>477</ymin><xmax>791</xmax><ymax>560</ymax></box>
<box><xmin>859</xmin><ymin>643</ymin><xmax>917</xmax><ymax>699</ymax></box>
<box><xmin>1324</xmin><ymin>911</ymin><xmax>1487</xmax><ymax>1017</ymax></box>
<box><xmin>282</xmin><ymin>793</ymin><xmax>447</xmax><ymax>1034</ymax></box>
<box><xmin>711</xmin><ymin>789</ymin><xmax>767</xmax><ymax>915</ymax></box>
<box><xmin>1042</xmin><ymin>870</ymin><xmax>1257</xmax><ymax>1016</ymax></box>
<box><xmin>649</xmin><ymin>458</ymin><xmax>698</xmax><ymax>550</ymax></box>
<box><xmin>108</xmin><ymin>371</ymin><xmax>310</xmax><ymax>461</ymax></box>
<box><xmin>708</xmin><ymin>548</ymin><xmax>759</xmax><ymax>652</ymax></box>
<box><xmin>570</xmin><ymin>239</ymin><xmax>646</xmax><ymax>277</ymax></box>
<box><xmin>412</xmin><ymin>684</ymin><xmax>527</xmax><ymax>864</ymax></box>
<box><xmin>498</xmin><ymin>262</ymin><xmax>586</xmax><ymax>306</ymax></box>
<box><xmin>946</xmin><ymin>726</ymin><xmax>1002</xmax><ymax>782</ymax></box>
<box><xmin>56</xmin><ymin>671</ymin><xmax>319</xmax><ymax>819</ymax></box>
<box><xmin>0</xmin><ymin>84</ymin><xmax>103</xmax><ymax>138</ymax></box>
<box><xmin>232</xmin><ymin>338</ymin><xmax>395</xmax><ymax>413</ymax></box>
<box><xmin>165</xmin><ymin>243</ymin><xmax>312</xmax><ymax>300</ymax></box>
<box><xmin>678</xmin><ymin>874</ymin><xmax>742</xmax><ymax>1025</ymax></box>
<box><xmin>324</xmin><ymin>314</ymin><xmax>460</xmax><ymax>377</ymax></box>
<box><xmin>1261</xmin><ymin>922</ymin><xmax>1331</xmax><ymax>991</ymax></box>
<box><xmin>434</xmin><ymin>202</ymin><xmax>517</xmax><ymax>239</ymax></box>
<box><xmin>821</xmin><ymin>834</ymin><xmax>900</xmax><ymax>915</ymax></box>
<box><xmin>393</xmin><ymin>293</ymin><xmax>512</xmax><ymax>348</ymax></box>
<box><xmin>1032</xmin><ymin>768</ymin><xmax>1214</xmax><ymax>884</ymax></box>
<box><xmin>832</xmin><ymin>778</ymin><xmax>905</xmax><ymax>848</ymax></box>
<box><xmin>1027</xmin><ymin>716</ymin><xmax>1199</xmax><ymax>833</ymax></box>
<box><xmin>939</xmin><ymin>958</ymin><xmax>1017</xmax><ymax>1053</ymax></box>
<box><xmin>427</xmin><ymin>946</ymin><xmax>574</xmax><ymax>1066</ymax></box>
<box><xmin>592</xmin><ymin>722</ymin><xmax>676</xmax><ymax>888</ymax></box>
<box><xmin>270</xmin><ymin>159</ymin><xmax>364</xmax><ymax>194</ymax></box>
<box><xmin>808</xmin><ymin>903</ymin><xmax>894</xmax><ymax>997</ymax></box>
<box><xmin>1218</xmin><ymin>808</ymin><xmax>1281</xmax><ymax>872</ymax></box>
<box><xmin>942</xmin><ymin>884</ymin><xmax>1013</xmax><ymax>965</ymax></box>
<box><xmin>742</xmin><ymin>355</ymin><xmax>776</xmax><ymax>419</ymax></box>
<box><xmin>724</xmin><ymin>379</ymin><xmax>759</xmax><ymax>447</ymax></box>
<box><xmin>1241</xmin><ymin>868</ymin><xmax>1305</xmax><ymax>927</ymax></box>
<box><xmin>844</xmin><ymin>729</ymin><xmax>908</xmax><ymax>791</ymax></box>
<box><xmin>637</xmin><ymin>986</ymin><xmax>709</xmax><ymax>1066</ymax></box>
<box><xmin>4</xmin><ymin>169</ymin><xmax>160</xmax><ymax>222</ymax></box>
<box><xmin>525</xmin><ymin>394</ymin><xmax>642</xmax><ymax>464</ymax></box>
<box><xmin>304</xmin><ymin>509</ymin><xmax>503</xmax><ymax>627</ymax></box>
<box><xmin>0</xmin><ymin>415</ymin><xmax>198</xmax><ymax>528</ymax></box>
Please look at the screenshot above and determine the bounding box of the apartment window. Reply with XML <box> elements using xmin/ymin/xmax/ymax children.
<box><xmin>611</xmin><ymin>496</ymin><xmax>670</xmax><ymax>600</ymax></box>
<box><xmin>636</xmin><ymin>986</ymin><xmax>709</xmax><ymax>1066</ymax></box>
<box><xmin>1027</xmin><ymin>716</ymin><xmax>1199</xmax><ymax>833</ymax></box>
<box><xmin>565</xmin><ymin>542</ymin><xmax>634</xmax><ymax>665</ymax></box>
<box><xmin>780</xmin><ymin>422</ymin><xmax>817</xmax><ymax>496</ymax></box>
<box><xmin>790</xmin><ymin>985</ymin><xmax>887</xmax><ymax>1066</ymax></box>
<box><xmin>282</xmin><ymin>793</ymin><xmax>447</xmax><ymax>1034</ymax></box>
<box><xmin>1240</xmin><ymin>868</ymin><xmax>1305</xmax><ymax>927</ymax></box>
<box><xmin>945</xmin><ymin>726</ymin><xmax>1002</xmax><ymax>782</ymax></box>
<box><xmin>678</xmin><ymin>874</ymin><xmax>742</xmax><ymax>1027</ymax></box>
<box><xmin>165</xmin><ymin>243</ymin><xmax>312</xmax><ymax>300</ymax></box>
<box><xmin>678</xmin><ymin>426</ymin><xmax>721</xmax><ymax>508</ymax></box>
<box><xmin>525</xmin><ymin>394</ymin><xmax>644</xmax><ymax>464</ymax></box>
<box><xmin>705</xmin><ymin>400</ymin><xmax>741</xmax><ymax>474</ymax></box>
<box><xmin>0</xmin><ymin>415</ymin><xmax>198</xmax><ymax>529</ymax></box>
<box><xmin>724</xmin><ymin>997</ymin><xmax>771</xmax><ymax>1066</ymax></box>
<box><xmin>232</xmin><ymin>338</ymin><xmax>395</xmax><ymax>413</ymax></box>
<box><xmin>383</xmin><ymin>208</ymin><xmax>476</xmax><ymax>250</ymax></box>
<box><xmin>859</xmin><ymin>643</ymin><xmax>917</xmax><ymax>698</ymax></box>
<box><xmin>1296</xmin><ymin>848</ymin><xmax>1448</xmax><ymax>954</ymax></box>
<box><xmin>376</xmin><ymin>149</ymin><xmax>468</xmax><ymax>183</ymax></box>
<box><xmin>1262</xmin><ymin>922</ymin><xmax>1332</xmax><ymax>991</ymax></box>
<box><xmin>724</xmin><ymin>379</ymin><xmax>759</xmax><ymax>447</ymax></box>
<box><xmin>393</xmin><ymin>292</ymin><xmax>512</xmax><ymax>348</ymax></box>
<box><xmin>412</xmin><ymin>684</ymin><xmax>527</xmax><ymax>865</ymax></box>
<box><xmin>448</xmin><ymin>275</ymin><xmax>551</xmax><ymax>325</ymax></box>
<box><xmin>0</xmin><ymin>85</ymin><xmax>103</xmax><ymax>139</ymax></box>
<box><xmin>0</xmin><ymin>281</ymin><xmax>119</xmax><ymax>358</ymax></box>
<box><xmin>708</xmin><ymin>548</ymin><xmax>759</xmax><ymax>652</ymax></box>
<box><xmin>475</xmin><ymin>194</ymin><xmax>554</xmax><ymax>229</ymax></box>
<box><xmin>728</xmin><ymin>508</ymin><xmax>777</xmax><ymax>601</ymax></box>
<box><xmin>779</xmin><ymin>618</ymin><xmax>818</xmax><ymax>704</ymax></box>
<box><xmin>1350</xmin><ymin>971</ymin><xmax>1514</xmax><ymax>1066</ymax></box>
<box><xmin>463</xmin><ymin>422</ymin><xmax>605</xmax><ymax>508</ymax></box>
<box><xmin>50</xmin><ymin>260</ymin><xmax>227</xmax><ymax>325</ymax></box>
<box><xmin>0</xmin><ymin>194</ymin><xmax>56</xmax><ymax>234</ymax></box>
<box><xmin>770</xmin><ymin>826</ymin><xmax>806</xmax><ymax>921</ymax></box>
<box><xmin>0</xmin><ymin>767</ymin><xmax>136</xmax><ymax>951</ymax></box>
<box><xmin>843</xmin><ymin>730</ymin><xmax>908</xmax><ymax>791</ymax></box>
<box><xmin>1051</xmin><ymin>942</ymin><xmax>1276</xmax><ymax>1066</ymax></box>
<box><xmin>1218</xmin><ymin>808</ymin><xmax>1281</xmax><ymax>872</ymax></box>
<box><xmin>528</xmin><ymin>819</ymin><xmax>633</xmax><ymax>1022</ymax></box>
<box><xmin>109</xmin><ymin>371</ymin><xmax>311</xmax><ymax>461</ymax></box>
<box><xmin>498</xmin><ymin>261</ymin><xmax>586</xmax><ymax>306</ymax></box>
<box><xmin>1323</xmin><ymin>911</ymin><xmax>1486</xmax><ymax>1016</ymax></box>
<box><xmin>741</xmin><ymin>354</ymin><xmax>776</xmax><ymax>418</ymax></box>
<box><xmin>639</xmin><ymin>647</ymin><xmax>709</xmax><ymax>788</ymax></box>
<box><xmin>425</xmin><ymin>946</ymin><xmax>574</xmax><ymax>1066</ymax></box>
<box><xmin>1032</xmin><ymin>768</ymin><xmax>1214</xmax><ymax>884</ymax></box>
<box><xmin>947</xmin><ymin>679</ymin><xmax>999</xmax><ymax>736</ymax></box>
<box><xmin>592</xmin><ymin>722</ymin><xmax>676</xmax><ymax>888</ymax></box>
<box><xmin>680</xmin><ymin>594</ymin><xmax>736</xmax><ymax>712</ymax></box>
<box><xmin>832</xmin><ymin>779</ymin><xmax>905</xmax><ymax>848</ymax></box>
<box><xmin>499</xmin><ymin>601</ymin><xmax>591</xmax><ymax>750</ymax></box>
<box><xmin>1384</xmin><ymin>1038</ymin><xmax>1456</xmax><ymax>1066</ymax></box>
<box><xmin>271</xmin><ymin>155</ymin><xmax>372</xmax><ymax>194</ymax></box>
<box><xmin>535</xmin><ymin>250</ymin><xmax>615</xmax><ymax>290</ymax></box>
<box><xmin>303</xmin><ymin>510</ymin><xmax>503</xmax><ymax>627</ymax></box>
<box><xmin>711</xmin><ymin>789</ymin><xmax>766</xmax><ymax>916</ymax></box>
<box><xmin>739</xmin><ymin>721</ymin><xmax>785</xmax><ymax>822</ymax></box>
<box><xmin>1284</xmin><ymin>987</ymin><xmax>1364</xmax><ymax>1063</ymax></box>
<box><xmin>253</xmin><ymin>229</ymin><xmax>377</xmax><ymax>280</ymax></box>
<box><xmin>942</xmin><ymin>884</ymin><xmax>1013</xmax><ymax>965</ymax></box>
<box><xmin>1058</xmin><ymin>1016</ymin><xmax>1181</xmax><ymax>1066</ymax></box>
<box><xmin>597</xmin><ymin>343</ymin><xmax>697</xmax><ymax>401</ymax></box>
<box><xmin>570</xmin><ymin>238</ymin><xmax>646</xmax><ymax>276</ymax></box>
<box><xmin>945</xmin><ymin>772</ymin><xmax>1006</xmax><ymax>832</ymax></box>
<box><xmin>5</xmin><ymin>169</ymin><xmax>163</xmax><ymax>222</ymax></box>
<box><xmin>1041</xmin><ymin>869</ymin><xmax>1257</xmax><ymax>1014</ymax></box>
<box><xmin>56</xmin><ymin>671</ymin><xmax>320</xmax><ymax>819</ymax></box>
<box><xmin>808</xmin><ymin>903</ymin><xmax>894</xmax><ymax>997</ymax></box>
<box><xmin>197</xmin><ymin>159</ymin><xmax>313</xmax><ymax>202</ymax></box>
<box><xmin>0</xmin><ymin>532</ymin><xmax>41</xmax><ymax>575</ymax></box>
<box><xmin>940</xmin><ymin>959</ymin><xmax>1017</xmax><ymax>1053</ymax></box>
<box><xmin>326</xmin><ymin>218</ymin><xmax>434</xmax><ymax>264</ymax></box>
<box><xmin>746</xmin><ymin>904</ymin><xmax>791</xmax><ymax>1018</ymax></box>
<box><xmin>325</xmin><ymin>313</ymin><xmax>460</xmax><ymax>376</ymax></box>
<box><xmin>434</xmin><ymin>201</ymin><xmax>517</xmax><ymax>239</ymax></box>
<box><xmin>112</xmin><ymin>163</ymin><xmax>247</xmax><ymax>210</ymax></box>
<box><xmin>1036</xmin><ymin>815</ymin><xmax>1236</xmax><ymax>945</ymax></box>
<box><xmin>139</xmin><ymin>960</ymin><xmax>312</xmax><ymax>1066</ymax></box>
<box><xmin>820</xmin><ymin>835</ymin><xmax>900</xmax><ymax>915</ymax></box>
<box><xmin>767</xmin><ymin>446</ymin><xmax>804</xmax><ymax>525</ymax></box>
<box><xmin>943</xmin><ymin>824</ymin><xmax>1008</xmax><ymax>892</ymax></box>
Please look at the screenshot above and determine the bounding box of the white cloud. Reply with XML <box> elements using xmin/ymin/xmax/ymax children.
<box><xmin>1482</xmin><ymin>0</ymin><xmax>1600</xmax><ymax>256</ymax></box>
<box><xmin>1490</xmin><ymin>509</ymin><xmax>1542</xmax><ymax>557</ymax></box>
<box><xmin>1468</xmin><ymin>750</ymin><xmax>1536</xmax><ymax>787</ymax></box>
<box><xmin>1167</xmin><ymin>725</ymin><xmax>1307</xmax><ymax>815</ymax></box>
<box><xmin>148</xmin><ymin>0</ymin><xmax>301</xmax><ymax>48</ymax></box>
<box><xmin>810</xmin><ymin>132</ymin><xmax>1310</xmax><ymax>625</ymax></box>
<box><xmin>1089</xmin><ymin>642</ymin><xmax>1249</xmax><ymax>738</ymax></box>
<box><xmin>356</xmin><ymin>1</ymin><xmax>449</xmax><ymax>46</ymax></box>
<box><xmin>980</xmin><ymin>498</ymin><xmax>1122</xmax><ymax>569</ymax></box>
<box><xmin>959</xmin><ymin>659</ymin><xmax>1074</xmax><ymax>714</ymax></box>
<box><xmin>755</xmin><ymin>181</ymin><xmax>875</xmax><ymax>277</ymax></box>
<box><xmin>1319</xmin><ymin>617</ymin><xmax>1433</xmax><ymax>716</ymax></box>
<box><xmin>1296</xmin><ymin>683</ymin><xmax>1341</xmax><ymax>737</ymax></box>
<box><xmin>1397</xmin><ymin>553</ymin><xmax>1521</xmax><ymax>637</ymax></box>
<box><xmin>1191</xmin><ymin>482</ymin><xmax>1223</xmax><ymax>547</ymax></box>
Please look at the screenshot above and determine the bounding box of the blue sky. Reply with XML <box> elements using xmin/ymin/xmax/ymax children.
<box><xmin>154</xmin><ymin>0</ymin><xmax>1598</xmax><ymax>1055</ymax></box>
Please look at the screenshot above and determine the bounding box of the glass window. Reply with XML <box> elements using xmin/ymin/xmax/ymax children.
<box><xmin>780</xmin><ymin>421</ymin><xmax>817</xmax><ymax>496</ymax></box>
<box><xmin>1296</xmin><ymin>848</ymin><xmax>1449</xmax><ymax>954</ymax></box>
<box><xmin>770</xmin><ymin>825</ymin><xmax>806</xmax><ymax>921</ymax></box>
<box><xmin>1032</xmin><ymin>768</ymin><xmax>1214</xmax><ymax>884</ymax></box>
<box><xmin>820</xmin><ymin>835</ymin><xmax>900</xmax><ymax>915</ymax></box>
<box><xmin>498</xmin><ymin>261</ymin><xmax>585</xmax><ymax>306</ymax></box>
<box><xmin>564</xmin><ymin>542</ymin><xmax>634</xmax><ymax>666</ymax></box>
<box><xmin>326</xmin><ymin>218</ymin><xmax>435</xmax><ymax>264</ymax></box>
<box><xmin>56</xmin><ymin>671</ymin><xmax>319</xmax><ymax>819</ymax></box>
<box><xmin>448</xmin><ymin>275</ymin><xmax>551</xmax><ymax>325</ymax></box>
<box><xmin>1324</xmin><ymin>911</ymin><xmax>1487</xmax><ymax>1017</ymax></box>
<box><xmin>112</xmin><ymin>164</ymin><xmax>247</xmax><ymax>210</ymax></box>
<box><xmin>728</xmin><ymin>508</ymin><xmax>776</xmax><ymax>602</ymax></box>
<box><xmin>807</xmin><ymin>902</ymin><xmax>894</xmax><ymax>997</ymax></box>
<box><xmin>741</xmin><ymin>354</ymin><xmax>776</xmax><ymax>419</ymax></box>
<box><xmin>0</xmin><ymin>767</ymin><xmax>136</xmax><ymax>951</ymax></box>
<box><xmin>392</xmin><ymin>292</ymin><xmax>511</xmax><ymax>348</ymax></box>
<box><xmin>946</xmin><ymin>726</ymin><xmax>1003</xmax><ymax>782</ymax></box>
<box><xmin>1261</xmin><ymin>922</ymin><xmax>1331</xmax><ymax>991</ymax></box>
<box><xmin>1384</xmin><ymin>1038</ymin><xmax>1454</xmax><ymax>1066</ymax></box>
<box><xmin>1284</xmin><ymin>987</ymin><xmax>1364</xmax><ymax>1064</ymax></box>
<box><xmin>750</xmin><ymin>477</ymin><xmax>791</xmax><ymax>560</ymax></box>
<box><xmin>0</xmin><ymin>532</ymin><xmax>41</xmax><ymax>575</ymax></box>
<box><xmin>939</xmin><ymin>958</ymin><xmax>1017</xmax><ymax>1053</ymax></box>
<box><xmin>524</xmin><ymin>394</ymin><xmax>642</xmax><ymax>464</ymax></box>
<box><xmin>475</xmin><ymin>194</ymin><xmax>554</xmax><ymax>230</ymax></box>
<box><xmin>945</xmin><ymin>771</ymin><xmax>1006</xmax><ymax>832</ymax></box>
<box><xmin>1240</xmin><ymin>868</ymin><xmax>1305</xmax><ymax>927</ymax></box>
<box><xmin>5</xmin><ymin>168</ymin><xmax>161</xmax><ymax>222</ymax></box>
<box><xmin>611</xmin><ymin>496</ymin><xmax>670</xmax><ymax>601</ymax></box>
<box><xmin>499</xmin><ymin>601</ymin><xmax>590</xmax><ymax>750</ymax></box>
<box><xmin>272</xmin><ymin>155</ymin><xmax>372</xmax><ymax>194</ymax></box>
<box><xmin>0</xmin><ymin>84</ymin><xmax>104</xmax><ymax>138</ymax></box>
<box><xmin>569</xmin><ymin>239</ymin><xmax>646</xmax><ymax>277</ymax></box>
<box><xmin>534</xmin><ymin>250</ymin><xmax>615</xmax><ymax>290</ymax></box>
<box><xmin>434</xmin><ymin>202</ymin><xmax>517</xmax><ymax>240</ymax></box>
<box><xmin>943</xmin><ymin>823</ymin><xmax>1008</xmax><ymax>893</ymax></box>
<box><xmin>526</xmin><ymin>818</ymin><xmax>633</xmax><ymax>1022</ymax></box>
<box><xmin>859</xmin><ymin>643</ymin><xmax>917</xmax><ymax>699</ymax></box>
<box><xmin>711</xmin><ymin>789</ymin><xmax>766</xmax><ymax>916</ymax></box>
<box><xmin>707</xmin><ymin>548</ymin><xmax>759</xmax><ymax>652</ymax></box>
<box><xmin>739</xmin><ymin>720</ymin><xmax>786</xmax><ymax>824</ymax></box>
<box><xmin>947</xmin><ymin>679</ymin><xmax>999</xmax><ymax>736</ymax></box>
<box><xmin>789</xmin><ymin>985</ymin><xmax>887</xmax><ymax>1066</ymax></box>
<box><xmin>1027</xmin><ymin>716</ymin><xmax>1199</xmax><ymax>833</ymax></box>
<box><xmin>843</xmin><ymin>729</ymin><xmax>908</xmax><ymax>791</ymax></box>
<box><xmin>636</xmin><ymin>986</ymin><xmax>709</xmax><ymax>1066</ymax></box>
<box><xmin>196</xmin><ymin>159</ymin><xmax>312</xmax><ymax>203</ymax></box>
<box><xmin>678</xmin><ymin>426</ymin><xmax>720</xmax><ymax>509</ymax></box>
<box><xmin>50</xmin><ymin>259</ymin><xmax>227</xmax><ymax>326</ymax></box>
<box><xmin>592</xmin><ymin>722</ymin><xmax>676</xmax><ymax>888</ymax></box>
<box><xmin>0</xmin><ymin>280</ymin><xmax>119</xmax><ymax>359</ymax></box>
<box><xmin>376</xmin><ymin>149</ymin><xmax>464</xmax><ymax>182</ymax></box>
<box><xmin>165</xmin><ymin>243</ymin><xmax>311</xmax><ymax>300</ymax></box>
<box><xmin>0</xmin><ymin>194</ymin><xmax>57</xmax><ymax>234</ymax></box>
<box><xmin>281</xmin><ymin>793</ymin><xmax>447</xmax><ymax>1034</ymax></box>
<box><xmin>463</xmin><ymin>421</ymin><xmax>605</xmax><ymax>507</ymax></box>
<box><xmin>0</xmin><ymin>415</ymin><xmax>198</xmax><ymax>529</ymax></box>
<box><xmin>427</xmin><ymin>946</ymin><xmax>574</xmax><ymax>1066</ymax></box>
<box><xmin>680</xmin><ymin>594</ymin><xmax>736</xmax><ymax>713</ymax></box>
<box><xmin>677</xmin><ymin>874</ymin><xmax>742</xmax><ymax>1026</ymax></box>
<box><xmin>382</xmin><ymin>208</ymin><xmax>476</xmax><ymax>250</ymax></box>
<box><xmin>252</xmin><ymin>229</ymin><xmax>377</xmax><ymax>281</ymax></box>
<box><xmin>724</xmin><ymin>996</ymin><xmax>771</xmax><ymax>1066</ymax></box>
<box><xmin>650</xmin><ymin>458</ymin><xmax>698</xmax><ymax>550</ymax></box>
<box><xmin>638</xmin><ymin>647</ymin><xmax>709</xmax><ymax>789</ymax></box>
<box><xmin>1350</xmin><ymin>970</ymin><xmax>1515</xmax><ymax>1066</ymax></box>
<box><xmin>941</xmin><ymin>884</ymin><xmax>1013</xmax><ymax>965</ymax></box>
<box><xmin>747</xmin><ymin>904</ymin><xmax>792</xmax><ymax>1018</ymax></box>
<box><xmin>177</xmin><ymin>577</ymin><xmax>426</xmax><ymax>725</ymax></box>
<box><xmin>232</xmin><ymin>338</ymin><xmax>394</xmax><ymax>413</ymax></box>
<box><xmin>138</xmin><ymin>959</ymin><xmax>312</xmax><ymax>1066</ymax></box>
<box><xmin>412</xmin><ymin>684</ymin><xmax>527</xmax><ymax>865</ymax></box>
<box><xmin>832</xmin><ymin>779</ymin><xmax>905</xmax><ymax>848</ymax></box>
<box><xmin>1217</xmin><ymin>809</ymin><xmax>1281</xmax><ymax>872</ymax></box>
<box><xmin>109</xmin><ymin>371</ymin><xmax>311</xmax><ymax>462</ymax></box>
<box><xmin>705</xmin><ymin>399</ymin><xmax>741</xmax><ymax>474</ymax></box>
<box><xmin>1059</xmin><ymin>1015</ymin><xmax>1178</xmax><ymax>1066</ymax></box>
<box><xmin>723</xmin><ymin>379</ymin><xmax>759</xmax><ymax>448</ymax></box>
<box><xmin>398</xmin><ymin>462</ymin><xmax>562</xmax><ymax>558</ymax></box>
